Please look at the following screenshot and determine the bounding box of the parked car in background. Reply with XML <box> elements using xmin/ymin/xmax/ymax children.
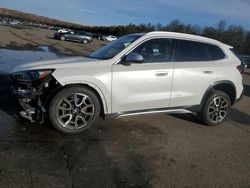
<box><xmin>240</xmin><ymin>55</ymin><xmax>250</xmax><ymax>68</ymax></box>
<box><xmin>54</xmin><ymin>30</ymin><xmax>93</xmax><ymax>44</ymax></box>
<box><xmin>57</xmin><ymin>28</ymin><xmax>71</xmax><ymax>33</ymax></box>
<box><xmin>104</xmin><ymin>35</ymin><xmax>117</xmax><ymax>41</ymax></box>
<box><xmin>11</xmin><ymin>31</ymin><xmax>244</xmax><ymax>134</ymax></box>
<box><xmin>91</xmin><ymin>33</ymin><xmax>116</xmax><ymax>41</ymax></box>
<box><xmin>99</xmin><ymin>35</ymin><xmax>107</xmax><ymax>41</ymax></box>
<box><xmin>49</xmin><ymin>26</ymin><xmax>61</xmax><ymax>31</ymax></box>
<box><xmin>40</xmin><ymin>24</ymin><xmax>50</xmax><ymax>29</ymax></box>
<box><xmin>91</xmin><ymin>33</ymin><xmax>106</xmax><ymax>40</ymax></box>
<box><xmin>9</xmin><ymin>20</ymin><xmax>21</xmax><ymax>25</ymax></box>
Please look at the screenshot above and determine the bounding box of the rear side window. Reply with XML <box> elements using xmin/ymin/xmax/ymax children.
<box><xmin>206</xmin><ymin>44</ymin><xmax>226</xmax><ymax>60</ymax></box>
<box><xmin>174</xmin><ymin>40</ymin><xmax>210</xmax><ymax>62</ymax></box>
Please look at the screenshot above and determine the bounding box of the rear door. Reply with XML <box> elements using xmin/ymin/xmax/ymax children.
<box><xmin>77</xmin><ymin>32</ymin><xmax>86</xmax><ymax>42</ymax></box>
<box><xmin>72</xmin><ymin>31</ymin><xmax>81</xmax><ymax>41</ymax></box>
<box><xmin>169</xmin><ymin>39</ymin><xmax>217</xmax><ymax>107</ymax></box>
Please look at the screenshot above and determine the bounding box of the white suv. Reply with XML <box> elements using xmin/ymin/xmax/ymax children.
<box><xmin>11</xmin><ymin>32</ymin><xmax>244</xmax><ymax>133</ymax></box>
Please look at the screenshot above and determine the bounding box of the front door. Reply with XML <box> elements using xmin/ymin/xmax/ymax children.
<box><xmin>112</xmin><ymin>38</ymin><xmax>174</xmax><ymax>113</ymax></box>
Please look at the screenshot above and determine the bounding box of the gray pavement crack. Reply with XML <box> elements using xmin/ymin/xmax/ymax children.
<box><xmin>61</xmin><ymin>146</ymin><xmax>74</xmax><ymax>188</ymax></box>
<box><xmin>29</xmin><ymin>169</ymin><xmax>33</xmax><ymax>188</ymax></box>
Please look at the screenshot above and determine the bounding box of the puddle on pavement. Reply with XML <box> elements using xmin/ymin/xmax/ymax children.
<box><xmin>0</xmin><ymin>46</ymin><xmax>65</xmax><ymax>73</ymax></box>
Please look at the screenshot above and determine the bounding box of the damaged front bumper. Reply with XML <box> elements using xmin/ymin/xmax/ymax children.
<box><xmin>11</xmin><ymin>70</ymin><xmax>60</xmax><ymax>123</ymax></box>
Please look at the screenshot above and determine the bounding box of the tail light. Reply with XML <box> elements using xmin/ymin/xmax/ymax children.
<box><xmin>237</xmin><ymin>65</ymin><xmax>244</xmax><ymax>74</ymax></box>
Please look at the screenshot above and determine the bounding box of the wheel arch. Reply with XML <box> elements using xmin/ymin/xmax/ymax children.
<box><xmin>201</xmin><ymin>80</ymin><xmax>236</xmax><ymax>107</ymax></box>
<box><xmin>82</xmin><ymin>38</ymin><xmax>88</xmax><ymax>42</ymax></box>
<box><xmin>46</xmin><ymin>81</ymin><xmax>108</xmax><ymax>118</ymax></box>
<box><xmin>64</xmin><ymin>83</ymin><xmax>108</xmax><ymax>118</ymax></box>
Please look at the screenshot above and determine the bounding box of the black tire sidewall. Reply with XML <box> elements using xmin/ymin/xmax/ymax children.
<box><xmin>199</xmin><ymin>90</ymin><xmax>231</xmax><ymax>126</ymax></box>
<box><xmin>49</xmin><ymin>86</ymin><xmax>100</xmax><ymax>134</ymax></box>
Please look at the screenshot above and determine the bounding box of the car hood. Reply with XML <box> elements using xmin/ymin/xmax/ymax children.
<box><xmin>11</xmin><ymin>56</ymin><xmax>98</xmax><ymax>73</ymax></box>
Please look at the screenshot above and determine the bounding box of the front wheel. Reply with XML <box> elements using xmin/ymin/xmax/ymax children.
<box><xmin>49</xmin><ymin>86</ymin><xmax>100</xmax><ymax>134</ymax></box>
<box><xmin>198</xmin><ymin>90</ymin><xmax>231</xmax><ymax>126</ymax></box>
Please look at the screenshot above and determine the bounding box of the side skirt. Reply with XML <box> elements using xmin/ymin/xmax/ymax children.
<box><xmin>105</xmin><ymin>105</ymin><xmax>201</xmax><ymax>119</ymax></box>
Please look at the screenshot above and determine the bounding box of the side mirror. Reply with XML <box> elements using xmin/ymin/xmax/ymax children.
<box><xmin>125</xmin><ymin>53</ymin><xmax>143</xmax><ymax>64</ymax></box>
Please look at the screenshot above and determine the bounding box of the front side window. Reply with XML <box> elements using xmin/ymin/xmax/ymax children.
<box><xmin>131</xmin><ymin>38</ymin><xmax>172</xmax><ymax>63</ymax></box>
<box><xmin>174</xmin><ymin>39</ymin><xmax>210</xmax><ymax>62</ymax></box>
<box><xmin>89</xmin><ymin>34</ymin><xmax>143</xmax><ymax>60</ymax></box>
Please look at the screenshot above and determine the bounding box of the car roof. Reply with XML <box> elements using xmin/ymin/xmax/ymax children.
<box><xmin>142</xmin><ymin>31</ymin><xmax>233</xmax><ymax>49</ymax></box>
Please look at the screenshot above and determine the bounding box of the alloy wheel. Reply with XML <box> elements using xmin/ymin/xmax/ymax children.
<box><xmin>56</xmin><ymin>93</ymin><xmax>95</xmax><ymax>129</ymax></box>
<box><xmin>207</xmin><ymin>96</ymin><xmax>229</xmax><ymax>123</ymax></box>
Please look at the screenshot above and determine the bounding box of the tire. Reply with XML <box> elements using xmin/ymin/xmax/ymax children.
<box><xmin>82</xmin><ymin>39</ymin><xmax>88</xmax><ymax>44</ymax></box>
<box><xmin>49</xmin><ymin>86</ymin><xmax>101</xmax><ymax>134</ymax></box>
<box><xmin>60</xmin><ymin>36</ymin><xmax>65</xmax><ymax>41</ymax></box>
<box><xmin>198</xmin><ymin>90</ymin><xmax>231</xmax><ymax>126</ymax></box>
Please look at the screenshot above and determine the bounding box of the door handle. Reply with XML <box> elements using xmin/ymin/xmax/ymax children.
<box><xmin>155</xmin><ymin>72</ymin><xmax>168</xmax><ymax>76</ymax></box>
<box><xmin>203</xmin><ymin>70</ymin><xmax>214</xmax><ymax>74</ymax></box>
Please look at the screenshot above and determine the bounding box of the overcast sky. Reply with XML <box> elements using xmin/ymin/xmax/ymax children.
<box><xmin>0</xmin><ymin>0</ymin><xmax>249</xmax><ymax>29</ymax></box>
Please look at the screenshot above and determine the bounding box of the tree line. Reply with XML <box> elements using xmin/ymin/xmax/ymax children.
<box><xmin>83</xmin><ymin>20</ymin><xmax>249</xmax><ymax>55</ymax></box>
<box><xmin>1</xmin><ymin>8</ymin><xmax>249</xmax><ymax>54</ymax></box>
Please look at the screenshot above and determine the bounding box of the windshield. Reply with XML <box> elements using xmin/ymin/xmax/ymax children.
<box><xmin>89</xmin><ymin>34</ymin><xmax>143</xmax><ymax>60</ymax></box>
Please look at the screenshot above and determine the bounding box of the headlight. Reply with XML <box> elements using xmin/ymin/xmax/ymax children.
<box><xmin>12</xmin><ymin>69</ymin><xmax>55</xmax><ymax>82</ymax></box>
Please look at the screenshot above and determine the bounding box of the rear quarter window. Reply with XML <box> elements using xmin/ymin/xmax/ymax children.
<box><xmin>206</xmin><ymin>44</ymin><xmax>226</xmax><ymax>60</ymax></box>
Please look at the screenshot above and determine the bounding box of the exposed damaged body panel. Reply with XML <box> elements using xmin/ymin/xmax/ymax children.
<box><xmin>11</xmin><ymin>74</ymin><xmax>60</xmax><ymax>123</ymax></box>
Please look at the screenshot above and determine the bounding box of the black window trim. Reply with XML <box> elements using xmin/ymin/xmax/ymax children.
<box><xmin>116</xmin><ymin>37</ymin><xmax>228</xmax><ymax>65</ymax></box>
<box><xmin>204</xmin><ymin>44</ymin><xmax>212</xmax><ymax>60</ymax></box>
<box><xmin>205</xmin><ymin>43</ymin><xmax>227</xmax><ymax>61</ymax></box>
<box><xmin>118</xmin><ymin>37</ymin><xmax>175</xmax><ymax>65</ymax></box>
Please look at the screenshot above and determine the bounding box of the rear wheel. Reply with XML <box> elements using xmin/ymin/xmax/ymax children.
<box><xmin>60</xmin><ymin>36</ymin><xmax>65</xmax><ymax>41</ymax></box>
<box><xmin>49</xmin><ymin>86</ymin><xmax>100</xmax><ymax>134</ymax></box>
<box><xmin>82</xmin><ymin>39</ymin><xmax>88</xmax><ymax>44</ymax></box>
<box><xmin>198</xmin><ymin>90</ymin><xmax>231</xmax><ymax>126</ymax></box>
